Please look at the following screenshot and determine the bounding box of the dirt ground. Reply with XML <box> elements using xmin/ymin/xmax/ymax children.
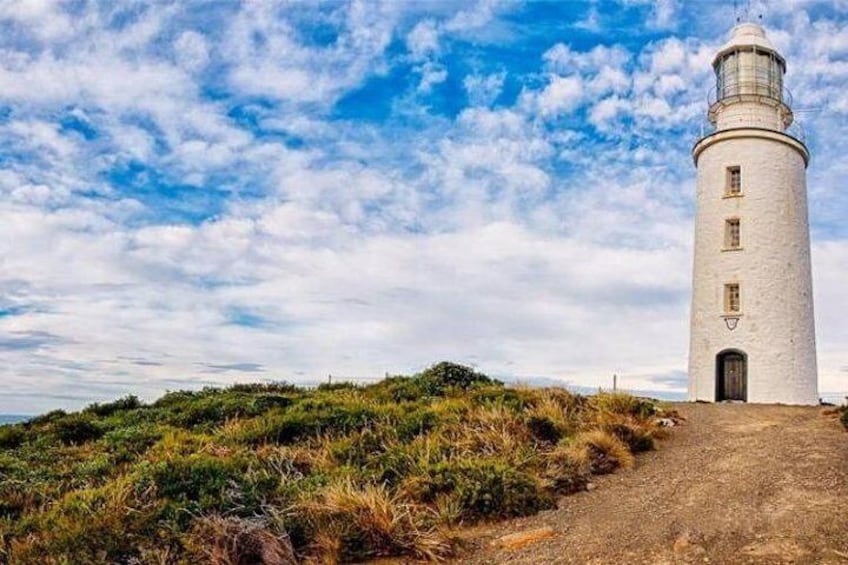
<box><xmin>460</xmin><ymin>403</ymin><xmax>848</xmax><ymax>564</ymax></box>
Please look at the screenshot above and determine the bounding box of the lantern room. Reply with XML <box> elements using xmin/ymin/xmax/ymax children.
<box><xmin>707</xmin><ymin>23</ymin><xmax>794</xmax><ymax>132</ymax></box>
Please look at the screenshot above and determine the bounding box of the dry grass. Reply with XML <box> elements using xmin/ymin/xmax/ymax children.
<box><xmin>574</xmin><ymin>430</ymin><xmax>635</xmax><ymax>474</ymax></box>
<box><xmin>446</xmin><ymin>404</ymin><xmax>531</xmax><ymax>460</ymax></box>
<box><xmin>188</xmin><ymin>515</ymin><xmax>297</xmax><ymax>565</ymax></box>
<box><xmin>298</xmin><ymin>479</ymin><xmax>452</xmax><ymax>562</ymax></box>
<box><xmin>543</xmin><ymin>443</ymin><xmax>591</xmax><ymax>494</ymax></box>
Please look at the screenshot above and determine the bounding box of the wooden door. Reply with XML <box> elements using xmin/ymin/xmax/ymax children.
<box><xmin>719</xmin><ymin>353</ymin><xmax>746</xmax><ymax>401</ymax></box>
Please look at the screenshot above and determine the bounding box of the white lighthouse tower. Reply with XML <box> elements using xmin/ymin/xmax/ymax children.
<box><xmin>688</xmin><ymin>22</ymin><xmax>818</xmax><ymax>405</ymax></box>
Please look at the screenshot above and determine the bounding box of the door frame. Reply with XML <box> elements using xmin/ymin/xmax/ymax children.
<box><xmin>715</xmin><ymin>349</ymin><xmax>747</xmax><ymax>402</ymax></box>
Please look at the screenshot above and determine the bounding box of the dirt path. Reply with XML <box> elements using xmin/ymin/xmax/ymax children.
<box><xmin>461</xmin><ymin>403</ymin><xmax>848</xmax><ymax>564</ymax></box>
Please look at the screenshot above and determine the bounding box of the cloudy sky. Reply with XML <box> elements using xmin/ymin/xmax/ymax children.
<box><xmin>1</xmin><ymin>0</ymin><xmax>847</xmax><ymax>413</ymax></box>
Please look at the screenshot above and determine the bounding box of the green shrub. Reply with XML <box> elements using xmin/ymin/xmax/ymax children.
<box><xmin>526</xmin><ymin>415</ymin><xmax>563</xmax><ymax>443</ymax></box>
<box><xmin>470</xmin><ymin>385</ymin><xmax>533</xmax><ymax>410</ymax></box>
<box><xmin>394</xmin><ymin>407</ymin><xmax>439</xmax><ymax>442</ymax></box>
<box><xmin>369</xmin><ymin>376</ymin><xmax>428</xmax><ymax>403</ymax></box>
<box><xmin>148</xmin><ymin>455</ymin><xmax>244</xmax><ymax>514</ymax></box>
<box><xmin>316</xmin><ymin>381</ymin><xmax>361</xmax><ymax>392</ymax></box>
<box><xmin>418</xmin><ymin>362</ymin><xmax>497</xmax><ymax>395</ymax></box>
<box><xmin>593</xmin><ymin>392</ymin><xmax>656</xmax><ymax>419</ymax></box>
<box><xmin>239</xmin><ymin>399</ymin><xmax>379</xmax><ymax>445</ymax></box>
<box><xmin>52</xmin><ymin>414</ymin><xmax>104</xmax><ymax>446</ymax></box>
<box><xmin>605</xmin><ymin>422</ymin><xmax>655</xmax><ymax>452</ymax></box>
<box><xmin>157</xmin><ymin>391</ymin><xmax>293</xmax><ymax>429</ymax></box>
<box><xmin>841</xmin><ymin>406</ymin><xmax>848</xmax><ymax>430</ymax></box>
<box><xmin>84</xmin><ymin>396</ymin><xmax>143</xmax><ymax>417</ymax></box>
<box><xmin>227</xmin><ymin>382</ymin><xmax>298</xmax><ymax>394</ymax></box>
<box><xmin>102</xmin><ymin>425</ymin><xmax>163</xmax><ymax>463</ymax></box>
<box><xmin>27</xmin><ymin>409</ymin><xmax>67</xmax><ymax>426</ymax></box>
<box><xmin>406</xmin><ymin>459</ymin><xmax>554</xmax><ymax>522</ymax></box>
<box><xmin>0</xmin><ymin>426</ymin><xmax>26</xmax><ymax>450</ymax></box>
<box><xmin>544</xmin><ymin>445</ymin><xmax>591</xmax><ymax>494</ymax></box>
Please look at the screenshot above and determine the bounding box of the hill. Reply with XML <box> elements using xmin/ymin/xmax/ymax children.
<box><xmin>0</xmin><ymin>362</ymin><xmax>671</xmax><ymax>564</ymax></box>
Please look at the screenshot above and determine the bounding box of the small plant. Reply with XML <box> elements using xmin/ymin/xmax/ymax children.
<box><xmin>52</xmin><ymin>414</ymin><xmax>104</xmax><ymax>445</ymax></box>
<box><xmin>297</xmin><ymin>479</ymin><xmax>451</xmax><ymax>562</ymax></box>
<box><xmin>543</xmin><ymin>444</ymin><xmax>591</xmax><ymax>494</ymax></box>
<box><xmin>187</xmin><ymin>515</ymin><xmax>296</xmax><ymax>565</ymax></box>
<box><xmin>592</xmin><ymin>392</ymin><xmax>656</xmax><ymax>419</ymax></box>
<box><xmin>405</xmin><ymin>458</ymin><xmax>554</xmax><ymax>522</ymax></box>
<box><xmin>418</xmin><ymin>362</ymin><xmax>497</xmax><ymax>395</ymax></box>
<box><xmin>574</xmin><ymin>430</ymin><xmax>635</xmax><ymax>474</ymax></box>
<box><xmin>84</xmin><ymin>395</ymin><xmax>143</xmax><ymax>417</ymax></box>
<box><xmin>0</xmin><ymin>426</ymin><xmax>26</xmax><ymax>450</ymax></box>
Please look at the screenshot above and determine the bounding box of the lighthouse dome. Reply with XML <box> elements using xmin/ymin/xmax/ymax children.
<box><xmin>720</xmin><ymin>22</ymin><xmax>777</xmax><ymax>53</ymax></box>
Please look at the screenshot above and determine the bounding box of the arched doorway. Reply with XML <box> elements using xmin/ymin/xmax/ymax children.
<box><xmin>716</xmin><ymin>349</ymin><xmax>747</xmax><ymax>401</ymax></box>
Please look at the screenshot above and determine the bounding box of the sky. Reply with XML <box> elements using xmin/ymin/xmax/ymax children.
<box><xmin>1</xmin><ymin>0</ymin><xmax>847</xmax><ymax>414</ymax></box>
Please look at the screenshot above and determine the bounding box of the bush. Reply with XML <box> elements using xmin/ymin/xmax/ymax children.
<box><xmin>574</xmin><ymin>430</ymin><xmax>634</xmax><ymax>475</ymax></box>
<box><xmin>296</xmin><ymin>480</ymin><xmax>451</xmax><ymax>562</ymax></box>
<box><xmin>102</xmin><ymin>425</ymin><xmax>163</xmax><ymax>463</ymax></box>
<box><xmin>84</xmin><ymin>396</ymin><xmax>143</xmax><ymax>417</ymax></box>
<box><xmin>52</xmin><ymin>414</ymin><xmax>104</xmax><ymax>446</ymax></box>
<box><xmin>238</xmin><ymin>399</ymin><xmax>379</xmax><ymax>446</ymax></box>
<box><xmin>592</xmin><ymin>392</ymin><xmax>656</xmax><ymax>419</ymax></box>
<box><xmin>162</xmin><ymin>392</ymin><xmax>292</xmax><ymax>429</ymax></box>
<box><xmin>526</xmin><ymin>415</ymin><xmax>563</xmax><ymax>444</ymax></box>
<box><xmin>544</xmin><ymin>445</ymin><xmax>591</xmax><ymax>494</ymax></box>
<box><xmin>369</xmin><ymin>376</ymin><xmax>428</xmax><ymax>403</ymax></box>
<box><xmin>227</xmin><ymin>382</ymin><xmax>299</xmax><ymax>394</ymax></box>
<box><xmin>418</xmin><ymin>362</ymin><xmax>497</xmax><ymax>395</ymax></box>
<box><xmin>405</xmin><ymin>459</ymin><xmax>554</xmax><ymax>522</ymax></box>
<box><xmin>604</xmin><ymin>421</ymin><xmax>655</xmax><ymax>452</ymax></box>
<box><xmin>841</xmin><ymin>406</ymin><xmax>848</xmax><ymax>430</ymax></box>
<box><xmin>0</xmin><ymin>426</ymin><xmax>26</xmax><ymax>450</ymax></box>
<box><xmin>27</xmin><ymin>409</ymin><xmax>67</xmax><ymax>426</ymax></box>
<box><xmin>150</xmin><ymin>454</ymin><xmax>243</xmax><ymax>510</ymax></box>
<box><xmin>187</xmin><ymin>514</ymin><xmax>297</xmax><ymax>565</ymax></box>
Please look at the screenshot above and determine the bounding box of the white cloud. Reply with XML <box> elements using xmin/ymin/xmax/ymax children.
<box><xmin>416</xmin><ymin>61</ymin><xmax>448</xmax><ymax>93</ymax></box>
<box><xmin>407</xmin><ymin>19</ymin><xmax>440</xmax><ymax>60</ymax></box>
<box><xmin>464</xmin><ymin>71</ymin><xmax>506</xmax><ymax>107</ymax></box>
<box><xmin>174</xmin><ymin>31</ymin><xmax>210</xmax><ymax>71</ymax></box>
<box><xmin>536</xmin><ymin>75</ymin><xmax>585</xmax><ymax>116</ymax></box>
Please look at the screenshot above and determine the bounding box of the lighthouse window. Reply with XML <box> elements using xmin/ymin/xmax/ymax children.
<box><xmin>725</xmin><ymin>219</ymin><xmax>741</xmax><ymax>249</ymax></box>
<box><xmin>725</xmin><ymin>283</ymin><xmax>741</xmax><ymax>313</ymax></box>
<box><xmin>726</xmin><ymin>166</ymin><xmax>742</xmax><ymax>195</ymax></box>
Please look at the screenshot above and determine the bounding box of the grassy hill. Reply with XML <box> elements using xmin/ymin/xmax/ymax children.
<box><xmin>0</xmin><ymin>362</ymin><xmax>671</xmax><ymax>564</ymax></box>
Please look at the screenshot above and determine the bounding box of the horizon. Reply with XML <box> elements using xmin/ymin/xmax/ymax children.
<box><xmin>1</xmin><ymin>0</ymin><xmax>847</xmax><ymax>414</ymax></box>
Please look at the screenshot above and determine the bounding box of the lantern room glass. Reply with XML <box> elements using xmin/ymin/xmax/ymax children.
<box><xmin>715</xmin><ymin>47</ymin><xmax>783</xmax><ymax>102</ymax></box>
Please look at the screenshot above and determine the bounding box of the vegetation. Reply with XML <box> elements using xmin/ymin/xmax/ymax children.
<box><xmin>0</xmin><ymin>362</ymin><xmax>670</xmax><ymax>564</ymax></box>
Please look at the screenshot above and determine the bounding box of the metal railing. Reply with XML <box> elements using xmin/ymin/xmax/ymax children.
<box><xmin>695</xmin><ymin>115</ymin><xmax>807</xmax><ymax>144</ymax></box>
<box><xmin>708</xmin><ymin>82</ymin><xmax>794</xmax><ymax>108</ymax></box>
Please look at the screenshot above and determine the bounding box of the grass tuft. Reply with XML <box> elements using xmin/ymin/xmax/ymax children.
<box><xmin>574</xmin><ymin>430</ymin><xmax>635</xmax><ymax>474</ymax></box>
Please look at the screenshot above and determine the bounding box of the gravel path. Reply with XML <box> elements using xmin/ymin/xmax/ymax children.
<box><xmin>461</xmin><ymin>403</ymin><xmax>848</xmax><ymax>564</ymax></box>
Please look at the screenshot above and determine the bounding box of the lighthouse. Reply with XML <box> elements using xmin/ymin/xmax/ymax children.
<box><xmin>688</xmin><ymin>23</ymin><xmax>818</xmax><ymax>405</ymax></box>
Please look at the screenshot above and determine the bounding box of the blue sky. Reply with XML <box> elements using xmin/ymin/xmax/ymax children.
<box><xmin>1</xmin><ymin>0</ymin><xmax>847</xmax><ymax>413</ymax></box>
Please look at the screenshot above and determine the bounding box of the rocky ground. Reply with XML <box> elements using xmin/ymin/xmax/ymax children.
<box><xmin>459</xmin><ymin>403</ymin><xmax>848</xmax><ymax>564</ymax></box>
